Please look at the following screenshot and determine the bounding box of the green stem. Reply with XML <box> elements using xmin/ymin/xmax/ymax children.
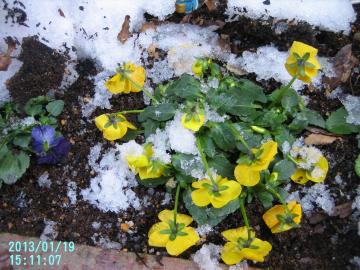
<box><xmin>284</xmin><ymin>74</ymin><xmax>298</xmax><ymax>90</ymax></box>
<box><xmin>196</xmin><ymin>137</ymin><xmax>217</xmax><ymax>186</ymax></box>
<box><xmin>116</xmin><ymin>109</ymin><xmax>144</xmax><ymax>115</ymax></box>
<box><xmin>287</xmin><ymin>154</ymin><xmax>299</xmax><ymax>166</ymax></box>
<box><xmin>173</xmin><ymin>184</ymin><xmax>181</xmax><ymax>225</ymax></box>
<box><xmin>260</xmin><ymin>183</ymin><xmax>291</xmax><ymax>214</ymax></box>
<box><xmin>123</xmin><ymin>74</ymin><xmax>159</xmax><ymax>104</ymax></box>
<box><xmin>239</xmin><ymin>198</ymin><xmax>252</xmax><ymax>241</ymax></box>
<box><xmin>229</xmin><ymin>125</ymin><xmax>252</xmax><ymax>154</ymax></box>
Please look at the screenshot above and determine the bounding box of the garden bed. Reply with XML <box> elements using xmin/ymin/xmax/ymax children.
<box><xmin>1</xmin><ymin>1</ymin><xmax>360</xmax><ymax>269</ymax></box>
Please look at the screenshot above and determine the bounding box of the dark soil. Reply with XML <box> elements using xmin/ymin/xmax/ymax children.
<box><xmin>1</xmin><ymin>2</ymin><xmax>360</xmax><ymax>270</ymax></box>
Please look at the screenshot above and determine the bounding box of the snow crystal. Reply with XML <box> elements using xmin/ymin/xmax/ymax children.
<box><xmin>196</xmin><ymin>224</ymin><xmax>213</xmax><ymax>237</ymax></box>
<box><xmin>67</xmin><ymin>181</ymin><xmax>77</xmax><ymax>205</ymax></box>
<box><xmin>350</xmin><ymin>256</ymin><xmax>360</xmax><ymax>268</ymax></box>
<box><xmin>88</xmin><ymin>143</ymin><xmax>103</xmax><ymax>170</ymax></box>
<box><xmin>290</xmin><ymin>139</ymin><xmax>324</xmax><ymax>170</ymax></box>
<box><xmin>81</xmin><ymin>145</ymin><xmax>140</xmax><ymax>213</ymax></box>
<box><xmin>118</xmin><ymin>140</ymin><xmax>144</xmax><ymax>162</ymax></box>
<box><xmin>352</xmin><ymin>186</ymin><xmax>360</xmax><ymax>211</ymax></box>
<box><xmin>287</xmin><ymin>183</ymin><xmax>335</xmax><ymax>216</ymax></box>
<box><xmin>38</xmin><ymin>172</ymin><xmax>51</xmax><ymax>188</ymax></box>
<box><xmin>16</xmin><ymin>191</ymin><xmax>28</xmax><ymax>209</ymax></box>
<box><xmin>328</xmin><ymin>87</ymin><xmax>344</xmax><ymax>100</ymax></box>
<box><xmin>192</xmin><ymin>244</ymin><xmax>222</xmax><ymax>270</ymax></box>
<box><xmin>229</xmin><ymin>46</ymin><xmax>334</xmax><ymax>91</ymax></box>
<box><xmin>91</xmin><ymin>234</ymin><xmax>122</xmax><ymax>250</ymax></box>
<box><xmin>340</xmin><ymin>94</ymin><xmax>360</xmax><ymax>125</ymax></box>
<box><xmin>334</xmin><ymin>175</ymin><xmax>343</xmax><ymax>185</ymax></box>
<box><xmin>226</xmin><ymin>0</ymin><xmax>356</xmax><ymax>34</ymax></box>
<box><xmin>229</xmin><ymin>262</ymin><xmax>249</xmax><ymax>270</ymax></box>
<box><xmin>40</xmin><ymin>220</ymin><xmax>58</xmax><ymax>241</ymax></box>
<box><xmin>92</xmin><ymin>221</ymin><xmax>101</xmax><ymax>230</ymax></box>
<box><xmin>166</xmin><ymin>112</ymin><xmax>198</xmax><ymax>155</ymax></box>
<box><xmin>205</xmin><ymin>104</ymin><xmax>227</xmax><ymax>123</ymax></box>
<box><xmin>147</xmin><ymin>59</ymin><xmax>175</xmax><ymax>84</ymax></box>
<box><xmin>161</xmin><ymin>192</ymin><xmax>172</xmax><ymax>206</ymax></box>
<box><xmin>281</xmin><ymin>141</ymin><xmax>291</xmax><ymax>154</ymax></box>
<box><xmin>147</xmin><ymin>129</ymin><xmax>171</xmax><ymax>164</ymax></box>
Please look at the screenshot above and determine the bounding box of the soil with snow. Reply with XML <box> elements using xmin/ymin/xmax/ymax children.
<box><xmin>1</xmin><ymin>2</ymin><xmax>360</xmax><ymax>270</ymax></box>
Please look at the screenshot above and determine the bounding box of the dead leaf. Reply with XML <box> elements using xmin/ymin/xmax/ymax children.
<box><xmin>204</xmin><ymin>0</ymin><xmax>218</xmax><ymax>11</ymax></box>
<box><xmin>0</xmin><ymin>41</ymin><xmax>16</xmax><ymax>71</ymax></box>
<box><xmin>226</xmin><ymin>62</ymin><xmax>248</xmax><ymax>76</ymax></box>
<box><xmin>120</xmin><ymin>223</ymin><xmax>130</xmax><ymax>232</ymax></box>
<box><xmin>324</xmin><ymin>44</ymin><xmax>359</xmax><ymax>90</ymax></box>
<box><xmin>304</xmin><ymin>133</ymin><xmax>342</xmax><ymax>145</ymax></box>
<box><xmin>58</xmin><ymin>8</ymin><xmax>65</xmax><ymax>17</ymax></box>
<box><xmin>147</xmin><ymin>44</ymin><xmax>159</xmax><ymax>59</ymax></box>
<box><xmin>117</xmin><ymin>15</ymin><xmax>132</xmax><ymax>44</ymax></box>
<box><xmin>140</xmin><ymin>21</ymin><xmax>158</xmax><ymax>32</ymax></box>
<box><xmin>332</xmin><ymin>202</ymin><xmax>353</xmax><ymax>218</ymax></box>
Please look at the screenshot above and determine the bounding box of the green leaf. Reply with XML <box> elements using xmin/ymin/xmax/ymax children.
<box><xmin>281</xmin><ymin>88</ymin><xmax>299</xmax><ymax>113</ymax></box>
<box><xmin>136</xmin><ymin>175</ymin><xmax>170</xmax><ymax>188</ymax></box>
<box><xmin>255</xmin><ymin>108</ymin><xmax>287</xmax><ymax>127</ymax></box>
<box><xmin>25</xmin><ymin>104</ymin><xmax>43</xmax><ymax>116</ymax></box>
<box><xmin>24</xmin><ymin>96</ymin><xmax>49</xmax><ymax>116</ymax></box>
<box><xmin>176</xmin><ymin>173</ymin><xmax>195</xmax><ymax>188</ymax></box>
<box><xmin>288</xmin><ymin>111</ymin><xmax>309</xmax><ymax>133</ymax></box>
<box><xmin>355</xmin><ymin>154</ymin><xmax>360</xmax><ymax>177</ymax></box>
<box><xmin>183</xmin><ymin>188</ymin><xmax>240</xmax><ymax>226</ymax></box>
<box><xmin>197</xmin><ymin>132</ymin><xmax>216</xmax><ymax>158</ymax></box>
<box><xmin>302</xmin><ymin>108</ymin><xmax>325</xmax><ymax>128</ymax></box>
<box><xmin>208</xmin><ymin>155</ymin><xmax>235</xmax><ymax>179</ymax></box>
<box><xmin>273</xmin><ymin>127</ymin><xmax>295</xmax><ymax>152</ymax></box>
<box><xmin>256</xmin><ymin>191</ymin><xmax>274</xmax><ymax>209</ymax></box>
<box><xmin>209</xmin><ymin>122</ymin><xmax>237</xmax><ymax>151</ymax></box>
<box><xmin>326</xmin><ymin>107</ymin><xmax>360</xmax><ymax>135</ymax></box>
<box><xmin>142</xmin><ymin>119</ymin><xmax>160</xmax><ymax>138</ymax></box>
<box><xmin>138</xmin><ymin>103</ymin><xmax>176</xmax><ymax>122</ymax></box>
<box><xmin>13</xmin><ymin>134</ymin><xmax>32</xmax><ymax>148</ymax></box>
<box><xmin>172</xmin><ymin>154</ymin><xmax>203</xmax><ymax>177</ymax></box>
<box><xmin>166</xmin><ymin>74</ymin><xmax>202</xmax><ymax>100</ymax></box>
<box><xmin>273</xmin><ymin>159</ymin><xmax>296</xmax><ymax>181</ymax></box>
<box><xmin>236</xmin><ymin>79</ymin><xmax>268</xmax><ymax>103</ymax></box>
<box><xmin>46</xmin><ymin>100</ymin><xmax>64</xmax><ymax>117</ymax></box>
<box><xmin>0</xmin><ymin>151</ymin><xmax>30</xmax><ymax>185</ymax></box>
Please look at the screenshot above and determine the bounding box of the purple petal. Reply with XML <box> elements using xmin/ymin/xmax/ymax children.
<box><xmin>36</xmin><ymin>137</ymin><xmax>70</xmax><ymax>165</ymax></box>
<box><xmin>31</xmin><ymin>126</ymin><xmax>56</xmax><ymax>145</ymax></box>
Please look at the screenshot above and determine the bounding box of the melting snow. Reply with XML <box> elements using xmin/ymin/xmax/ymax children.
<box><xmin>192</xmin><ymin>244</ymin><xmax>222</xmax><ymax>270</ymax></box>
<box><xmin>339</xmin><ymin>94</ymin><xmax>360</xmax><ymax>125</ymax></box>
<box><xmin>38</xmin><ymin>172</ymin><xmax>51</xmax><ymax>188</ymax></box>
<box><xmin>40</xmin><ymin>220</ymin><xmax>58</xmax><ymax>241</ymax></box>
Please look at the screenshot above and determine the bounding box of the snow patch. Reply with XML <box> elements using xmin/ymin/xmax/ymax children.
<box><xmin>226</xmin><ymin>0</ymin><xmax>356</xmax><ymax>34</ymax></box>
<box><xmin>192</xmin><ymin>244</ymin><xmax>222</xmax><ymax>270</ymax></box>
<box><xmin>340</xmin><ymin>94</ymin><xmax>360</xmax><ymax>126</ymax></box>
<box><xmin>40</xmin><ymin>220</ymin><xmax>58</xmax><ymax>241</ymax></box>
<box><xmin>38</xmin><ymin>172</ymin><xmax>51</xmax><ymax>188</ymax></box>
<box><xmin>67</xmin><ymin>181</ymin><xmax>77</xmax><ymax>205</ymax></box>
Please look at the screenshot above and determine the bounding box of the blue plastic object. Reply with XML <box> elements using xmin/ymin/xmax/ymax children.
<box><xmin>176</xmin><ymin>0</ymin><xmax>199</xmax><ymax>14</ymax></box>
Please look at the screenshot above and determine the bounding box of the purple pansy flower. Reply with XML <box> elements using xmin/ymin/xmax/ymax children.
<box><xmin>31</xmin><ymin>125</ymin><xmax>70</xmax><ymax>165</ymax></box>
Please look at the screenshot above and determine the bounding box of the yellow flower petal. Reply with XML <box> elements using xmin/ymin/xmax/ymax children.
<box><xmin>290</xmin><ymin>168</ymin><xmax>309</xmax><ymax>184</ymax></box>
<box><xmin>305</xmin><ymin>156</ymin><xmax>328</xmax><ymax>182</ymax></box>
<box><xmin>251</xmin><ymin>140</ymin><xmax>278</xmax><ymax>171</ymax></box>
<box><xmin>104</xmin><ymin>73</ymin><xmax>126</xmax><ymax>94</ymax></box>
<box><xmin>210</xmin><ymin>180</ymin><xmax>241</xmax><ymax>208</ymax></box>
<box><xmin>289</xmin><ymin>41</ymin><xmax>318</xmax><ymax>57</ymax></box>
<box><xmin>95</xmin><ymin>114</ymin><xmax>109</xmax><ymax>131</ymax></box>
<box><xmin>128</xmin><ymin>65</ymin><xmax>145</xmax><ymax>92</ymax></box>
<box><xmin>234</xmin><ymin>164</ymin><xmax>261</xmax><ymax>186</ymax></box>
<box><xmin>148</xmin><ymin>221</ymin><xmax>170</xmax><ymax>247</ymax></box>
<box><xmin>191</xmin><ymin>188</ymin><xmax>211</xmax><ymax>207</ymax></box>
<box><xmin>221</xmin><ymin>226</ymin><xmax>253</xmax><ymax>243</ymax></box>
<box><xmin>181</xmin><ymin>113</ymin><xmax>205</xmax><ymax>132</ymax></box>
<box><xmin>166</xmin><ymin>227</ymin><xmax>200</xmax><ymax>256</ymax></box>
<box><xmin>192</xmin><ymin>178</ymin><xmax>212</xmax><ymax>189</ymax></box>
<box><xmin>126</xmin><ymin>154</ymin><xmax>149</xmax><ymax>169</ymax></box>
<box><xmin>221</xmin><ymin>242</ymin><xmax>244</xmax><ymax>265</ymax></box>
<box><xmin>103</xmin><ymin>124</ymin><xmax>127</xmax><ymax>141</ymax></box>
<box><xmin>238</xmin><ymin>238</ymin><xmax>272</xmax><ymax>262</ymax></box>
<box><xmin>158</xmin><ymin>210</ymin><xmax>193</xmax><ymax>226</ymax></box>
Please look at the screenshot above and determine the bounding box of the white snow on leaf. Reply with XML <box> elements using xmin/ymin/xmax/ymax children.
<box><xmin>226</xmin><ymin>0</ymin><xmax>356</xmax><ymax>34</ymax></box>
<box><xmin>340</xmin><ymin>94</ymin><xmax>360</xmax><ymax>125</ymax></box>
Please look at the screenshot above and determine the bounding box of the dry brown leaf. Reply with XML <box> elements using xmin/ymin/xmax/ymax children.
<box><xmin>58</xmin><ymin>8</ymin><xmax>65</xmax><ymax>17</ymax></box>
<box><xmin>304</xmin><ymin>133</ymin><xmax>342</xmax><ymax>145</ymax></box>
<box><xmin>332</xmin><ymin>202</ymin><xmax>353</xmax><ymax>218</ymax></box>
<box><xmin>0</xmin><ymin>41</ymin><xmax>16</xmax><ymax>71</ymax></box>
<box><xmin>140</xmin><ymin>21</ymin><xmax>158</xmax><ymax>32</ymax></box>
<box><xmin>324</xmin><ymin>44</ymin><xmax>359</xmax><ymax>90</ymax></box>
<box><xmin>147</xmin><ymin>44</ymin><xmax>159</xmax><ymax>59</ymax></box>
<box><xmin>117</xmin><ymin>15</ymin><xmax>132</xmax><ymax>44</ymax></box>
<box><xmin>204</xmin><ymin>0</ymin><xmax>218</xmax><ymax>11</ymax></box>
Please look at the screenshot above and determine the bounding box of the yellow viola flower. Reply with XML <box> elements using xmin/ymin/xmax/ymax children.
<box><xmin>126</xmin><ymin>144</ymin><xmax>166</xmax><ymax>180</ymax></box>
<box><xmin>95</xmin><ymin>113</ymin><xmax>136</xmax><ymax>141</ymax></box>
<box><xmin>148</xmin><ymin>209</ymin><xmax>200</xmax><ymax>256</ymax></box>
<box><xmin>234</xmin><ymin>140</ymin><xmax>278</xmax><ymax>186</ymax></box>
<box><xmin>285</xmin><ymin>41</ymin><xmax>321</xmax><ymax>83</ymax></box>
<box><xmin>191</xmin><ymin>176</ymin><xmax>242</xmax><ymax>209</ymax></box>
<box><xmin>262</xmin><ymin>200</ymin><xmax>302</xmax><ymax>234</ymax></box>
<box><xmin>291</xmin><ymin>156</ymin><xmax>329</xmax><ymax>184</ymax></box>
<box><xmin>221</xmin><ymin>226</ymin><xmax>272</xmax><ymax>265</ymax></box>
<box><xmin>105</xmin><ymin>62</ymin><xmax>145</xmax><ymax>94</ymax></box>
<box><xmin>181</xmin><ymin>112</ymin><xmax>205</xmax><ymax>132</ymax></box>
